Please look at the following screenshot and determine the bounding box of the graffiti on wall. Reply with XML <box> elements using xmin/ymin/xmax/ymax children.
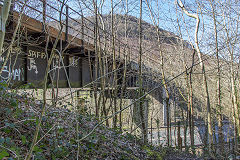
<box><xmin>0</xmin><ymin>46</ymin><xmax>85</xmax><ymax>87</ymax></box>
<box><xmin>0</xmin><ymin>48</ymin><xmax>25</xmax><ymax>82</ymax></box>
<box><xmin>70</xmin><ymin>56</ymin><xmax>80</xmax><ymax>67</ymax></box>
<box><xmin>1</xmin><ymin>66</ymin><xmax>23</xmax><ymax>81</ymax></box>
<box><xmin>28</xmin><ymin>58</ymin><xmax>38</xmax><ymax>74</ymax></box>
<box><xmin>28</xmin><ymin>49</ymin><xmax>47</xmax><ymax>59</ymax></box>
<box><xmin>27</xmin><ymin>48</ymin><xmax>47</xmax><ymax>77</ymax></box>
<box><xmin>27</xmin><ymin>46</ymin><xmax>70</xmax><ymax>87</ymax></box>
<box><xmin>27</xmin><ymin>48</ymin><xmax>66</xmax><ymax>75</ymax></box>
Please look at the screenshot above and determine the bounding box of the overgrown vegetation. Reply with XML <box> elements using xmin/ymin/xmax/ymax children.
<box><xmin>0</xmin><ymin>82</ymin><xmax>179</xmax><ymax>159</ymax></box>
<box><xmin>2</xmin><ymin>0</ymin><xmax>240</xmax><ymax>159</ymax></box>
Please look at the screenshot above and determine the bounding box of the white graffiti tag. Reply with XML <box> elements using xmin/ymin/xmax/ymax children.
<box><xmin>28</xmin><ymin>58</ymin><xmax>38</xmax><ymax>74</ymax></box>
<box><xmin>1</xmin><ymin>66</ymin><xmax>22</xmax><ymax>81</ymax></box>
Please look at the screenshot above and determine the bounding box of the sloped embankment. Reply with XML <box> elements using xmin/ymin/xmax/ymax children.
<box><xmin>0</xmin><ymin>84</ymin><xmax>198</xmax><ymax>159</ymax></box>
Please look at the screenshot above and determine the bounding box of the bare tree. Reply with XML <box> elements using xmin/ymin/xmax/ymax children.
<box><xmin>145</xmin><ymin>0</ymin><xmax>171</xmax><ymax>147</ymax></box>
<box><xmin>208</xmin><ymin>0</ymin><xmax>224</xmax><ymax>155</ymax></box>
<box><xmin>138</xmin><ymin>0</ymin><xmax>148</xmax><ymax>144</ymax></box>
<box><xmin>177</xmin><ymin>0</ymin><xmax>214</xmax><ymax>154</ymax></box>
<box><xmin>25</xmin><ymin>1</ymin><xmax>66</xmax><ymax>159</ymax></box>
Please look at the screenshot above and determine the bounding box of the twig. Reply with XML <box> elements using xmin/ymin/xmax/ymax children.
<box><xmin>35</xmin><ymin>124</ymin><xmax>56</xmax><ymax>146</ymax></box>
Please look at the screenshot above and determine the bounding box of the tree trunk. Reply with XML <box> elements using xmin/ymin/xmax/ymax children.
<box><xmin>138</xmin><ymin>0</ymin><xmax>147</xmax><ymax>143</ymax></box>
<box><xmin>0</xmin><ymin>0</ymin><xmax>12</xmax><ymax>56</ymax></box>
<box><xmin>189</xmin><ymin>51</ymin><xmax>195</xmax><ymax>153</ymax></box>
<box><xmin>178</xmin><ymin>0</ymin><xmax>214</xmax><ymax>154</ymax></box>
<box><xmin>111</xmin><ymin>0</ymin><xmax>118</xmax><ymax>128</ymax></box>
<box><xmin>209</xmin><ymin>0</ymin><xmax>224</xmax><ymax>155</ymax></box>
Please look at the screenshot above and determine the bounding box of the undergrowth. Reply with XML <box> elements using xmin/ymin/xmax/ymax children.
<box><xmin>0</xmin><ymin>82</ymin><xmax>166</xmax><ymax>160</ymax></box>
